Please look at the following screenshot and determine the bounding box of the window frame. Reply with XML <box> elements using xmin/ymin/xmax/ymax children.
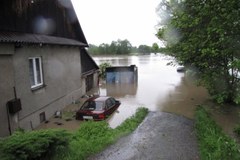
<box><xmin>29</xmin><ymin>57</ymin><xmax>44</xmax><ymax>89</ymax></box>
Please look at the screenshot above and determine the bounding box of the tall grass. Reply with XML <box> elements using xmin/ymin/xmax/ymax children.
<box><xmin>54</xmin><ymin>107</ymin><xmax>148</xmax><ymax>160</ymax></box>
<box><xmin>195</xmin><ymin>106</ymin><xmax>240</xmax><ymax>160</ymax></box>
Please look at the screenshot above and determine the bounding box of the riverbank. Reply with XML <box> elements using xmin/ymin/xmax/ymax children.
<box><xmin>195</xmin><ymin>106</ymin><xmax>240</xmax><ymax>159</ymax></box>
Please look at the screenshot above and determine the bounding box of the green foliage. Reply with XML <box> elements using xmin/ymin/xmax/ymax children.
<box><xmin>115</xmin><ymin>107</ymin><xmax>149</xmax><ymax>134</ymax></box>
<box><xmin>56</xmin><ymin>121</ymin><xmax>115</xmax><ymax>160</ymax></box>
<box><xmin>0</xmin><ymin>108</ymin><xmax>148</xmax><ymax>160</ymax></box>
<box><xmin>54</xmin><ymin>107</ymin><xmax>148</xmax><ymax>160</ymax></box>
<box><xmin>99</xmin><ymin>62</ymin><xmax>111</xmax><ymax>79</ymax></box>
<box><xmin>157</xmin><ymin>0</ymin><xmax>240</xmax><ymax>104</ymax></box>
<box><xmin>88</xmin><ymin>39</ymin><xmax>160</xmax><ymax>55</ymax></box>
<box><xmin>138</xmin><ymin>45</ymin><xmax>152</xmax><ymax>54</ymax></box>
<box><xmin>195</xmin><ymin>106</ymin><xmax>240</xmax><ymax>160</ymax></box>
<box><xmin>151</xmin><ymin>43</ymin><xmax>159</xmax><ymax>53</ymax></box>
<box><xmin>234</xmin><ymin>125</ymin><xmax>240</xmax><ymax>136</ymax></box>
<box><xmin>0</xmin><ymin>129</ymin><xmax>70</xmax><ymax>160</ymax></box>
<box><xmin>88</xmin><ymin>39</ymin><xmax>132</xmax><ymax>55</ymax></box>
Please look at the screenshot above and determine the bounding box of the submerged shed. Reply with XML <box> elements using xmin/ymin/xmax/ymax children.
<box><xmin>106</xmin><ymin>65</ymin><xmax>138</xmax><ymax>84</ymax></box>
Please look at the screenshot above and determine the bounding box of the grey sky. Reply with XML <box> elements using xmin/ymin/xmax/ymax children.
<box><xmin>71</xmin><ymin>0</ymin><xmax>161</xmax><ymax>47</ymax></box>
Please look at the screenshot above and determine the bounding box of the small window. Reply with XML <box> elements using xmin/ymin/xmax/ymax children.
<box><xmin>29</xmin><ymin>57</ymin><xmax>43</xmax><ymax>89</ymax></box>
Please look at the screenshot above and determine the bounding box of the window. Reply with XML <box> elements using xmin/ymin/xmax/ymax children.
<box><xmin>106</xmin><ymin>99</ymin><xmax>114</xmax><ymax>109</ymax></box>
<box><xmin>29</xmin><ymin>57</ymin><xmax>43</xmax><ymax>89</ymax></box>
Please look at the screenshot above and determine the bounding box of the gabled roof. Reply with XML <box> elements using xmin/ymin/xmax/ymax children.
<box><xmin>0</xmin><ymin>0</ymin><xmax>88</xmax><ymax>46</ymax></box>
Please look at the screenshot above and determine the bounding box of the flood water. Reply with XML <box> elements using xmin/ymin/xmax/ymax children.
<box><xmin>93</xmin><ymin>54</ymin><xmax>210</xmax><ymax>128</ymax></box>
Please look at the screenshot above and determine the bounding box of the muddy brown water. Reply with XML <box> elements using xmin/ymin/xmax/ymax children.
<box><xmin>38</xmin><ymin>54</ymin><xmax>240</xmax><ymax>138</ymax></box>
<box><xmin>94</xmin><ymin>54</ymin><xmax>208</xmax><ymax>126</ymax></box>
<box><xmin>94</xmin><ymin>54</ymin><xmax>240</xmax><ymax>137</ymax></box>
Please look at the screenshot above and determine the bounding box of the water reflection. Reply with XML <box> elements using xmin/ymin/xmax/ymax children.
<box><xmin>93</xmin><ymin>54</ymin><xmax>208</xmax><ymax>128</ymax></box>
<box><xmin>106</xmin><ymin>83</ymin><xmax>138</xmax><ymax>97</ymax></box>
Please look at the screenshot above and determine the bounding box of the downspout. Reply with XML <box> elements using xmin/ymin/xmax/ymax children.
<box><xmin>6</xmin><ymin>102</ymin><xmax>12</xmax><ymax>135</ymax></box>
<box><xmin>6</xmin><ymin>87</ymin><xmax>18</xmax><ymax>135</ymax></box>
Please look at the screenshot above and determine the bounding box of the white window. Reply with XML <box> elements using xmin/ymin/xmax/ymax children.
<box><xmin>29</xmin><ymin>57</ymin><xmax>43</xmax><ymax>89</ymax></box>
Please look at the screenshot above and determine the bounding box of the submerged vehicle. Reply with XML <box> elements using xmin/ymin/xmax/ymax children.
<box><xmin>76</xmin><ymin>96</ymin><xmax>121</xmax><ymax>120</ymax></box>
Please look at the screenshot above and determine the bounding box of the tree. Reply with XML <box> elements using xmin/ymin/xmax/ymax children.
<box><xmin>157</xmin><ymin>0</ymin><xmax>240</xmax><ymax>103</ymax></box>
<box><xmin>88</xmin><ymin>44</ymin><xmax>99</xmax><ymax>55</ymax></box>
<box><xmin>138</xmin><ymin>45</ymin><xmax>151</xmax><ymax>54</ymax></box>
<box><xmin>151</xmin><ymin>43</ymin><xmax>159</xmax><ymax>53</ymax></box>
<box><xmin>109</xmin><ymin>41</ymin><xmax>118</xmax><ymax>54</ymax></box>
<box><xmin>116</xmin><ymin>39</ymin><xmax>132</xmax><ymax>55</ymax></box>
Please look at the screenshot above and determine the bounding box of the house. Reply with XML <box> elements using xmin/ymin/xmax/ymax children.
<box><xmin>0</xmin><ymin>0</ymin><xmax>99</xmax><ymax>137</ymax></box>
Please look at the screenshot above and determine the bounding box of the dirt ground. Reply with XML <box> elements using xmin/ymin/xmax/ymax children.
<box><xmin>37</xmin><ymin>97</ymin><xmax>89</xmax><ymax>131</ymax></box>
<box><xmin>88</xmin><ymin>111</ymin><xmax>200</xmax><ymax>160</ymax></box>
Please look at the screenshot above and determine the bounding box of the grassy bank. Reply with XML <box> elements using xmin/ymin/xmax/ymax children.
<box><xmin>55</xmin><ymin>107</ymin><xmax>148</xmax><ymax>160</ymax></box>
<box><xmin>0</xmin><ymin>107</ymin><xmax>148</xmax><ymax>160</ymax></box>
<box><xmin>195</xmin><ymin>106</ymin><xmax>240</xmax><ymax>160</ymax></box>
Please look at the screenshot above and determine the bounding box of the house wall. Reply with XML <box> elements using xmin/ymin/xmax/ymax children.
<box><xmin>0</xmin><ymin>44</ymin><xmax>15</xmax><ymax>136</ymax></box>
<box><xmin>11</xmin><ymin>44</ymin><xmax>84</xmax><ymax>131</ymax></box>
<box><xmin>81</xmin><ymin>72</ymin><xmax>99</xmax><ymax>94</ymax></box>
<box><xmin>93</xmin><ymin>72</ymin><xmax>99</xmax><ymax>88</ymax></box>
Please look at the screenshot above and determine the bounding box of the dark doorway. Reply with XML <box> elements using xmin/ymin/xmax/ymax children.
<box><xmin>86</xmin><ymin>74</ymin><xmax>93</xmax><ymax>92</ymax></box>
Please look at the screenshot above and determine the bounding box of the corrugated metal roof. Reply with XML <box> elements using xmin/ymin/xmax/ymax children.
<box><xmin>0</xmin><ymin>32</ymin><xmax>88</xmax><ymax>47</ymax></box>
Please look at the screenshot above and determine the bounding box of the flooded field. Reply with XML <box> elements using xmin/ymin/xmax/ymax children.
<box><xmin>93</xmin><ymin>54</ymin><xmax>210</xmax><ymax>128</ymax></box>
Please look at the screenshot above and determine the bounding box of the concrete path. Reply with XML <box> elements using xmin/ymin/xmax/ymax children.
<box><xmin>88</xmin><ymin>112</ymin><xmax>200</xmax><ymax>160</ymax></box>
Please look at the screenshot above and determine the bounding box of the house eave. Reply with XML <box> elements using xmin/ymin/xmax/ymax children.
<box><xmin>0</xmin><ymin>32</ymin><xmax>88</xmax><ymax>47</ymax></box>
<box><xmin>82</xmin><ymin>69</ymin><xmax>99</xmax><ymax>77</ymax></box>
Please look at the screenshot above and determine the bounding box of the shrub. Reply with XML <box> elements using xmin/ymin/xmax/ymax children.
<box><xmin>234</xmin><ymin>125</ymin><xmax>240</xmax><ymax>136</ymax></box>
<box><xmin>195</xmin><ymin>106</ymin><xmax>240</xmax><ymax>160</ymax></box>
<box><xmin>0</xmin><ymin>129</ymin><xmax>70</xmax><ymax>160</ymax></box>
<box><xmin>99</xmin><ymin>62</ymin><xmax>111</xmax><ymax>79</ymax></box>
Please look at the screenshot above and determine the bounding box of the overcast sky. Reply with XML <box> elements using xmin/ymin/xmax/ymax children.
<box><xmin>71</xmin><ymin>0</ymin><xmax>161</xmax><ymax>47</ymax></box>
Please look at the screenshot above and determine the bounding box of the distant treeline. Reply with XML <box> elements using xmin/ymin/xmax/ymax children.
<box><xmin>87</xmin><ymin>39</ymin><xmax>164</xmax><ymax>55</ymax></box>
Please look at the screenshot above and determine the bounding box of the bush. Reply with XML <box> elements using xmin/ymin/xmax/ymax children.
<box><xmin>234</xmin><ymin>125</ymin><xmax>240</xmax><ymax>136</ymax></box>
<box><xmin>195</xmin><ymin>106</ymin><xmax>240</xmax><ymax>160</ymax></box>
<box><xmin>99</xmin><ymin>62</ymin><xmax>111</xmax><ymax>79</ymax></box>
<box><xmin>0</xmin><ymin>129</ymin><xmax>70</xmax><ymax>160</ymax></box>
